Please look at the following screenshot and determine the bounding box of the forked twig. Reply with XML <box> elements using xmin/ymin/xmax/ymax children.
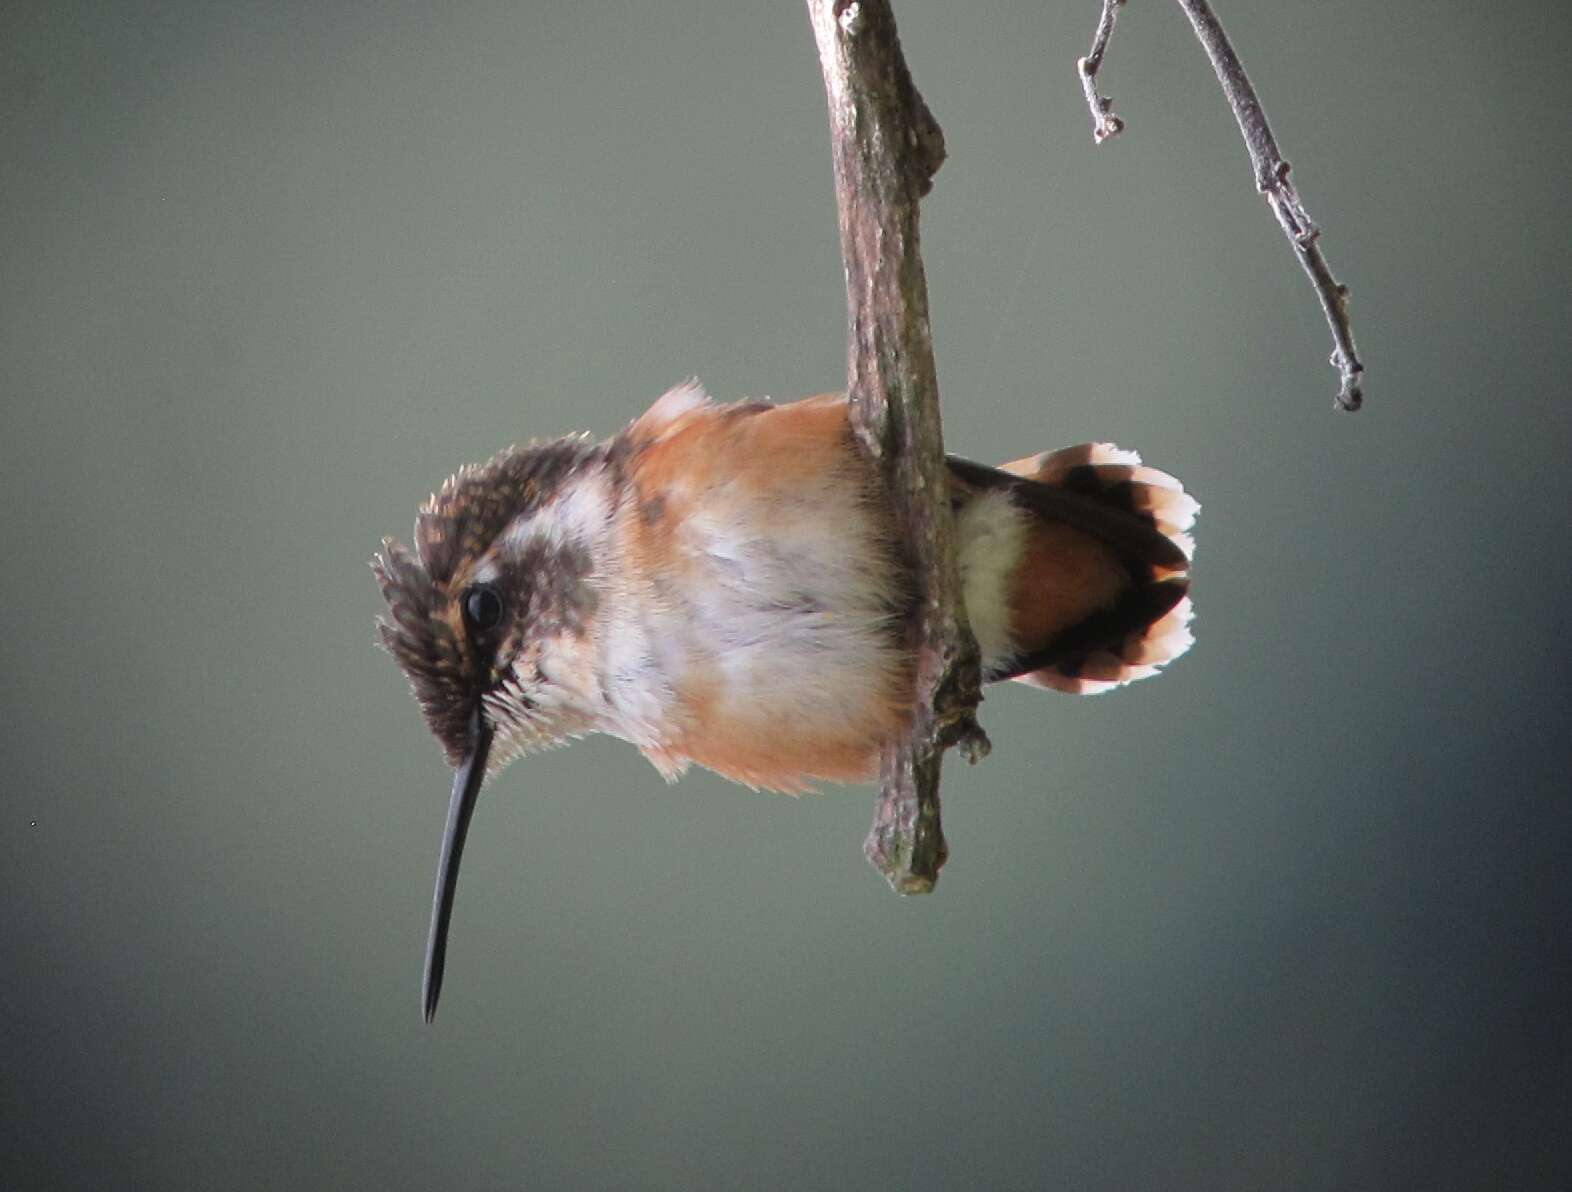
<box><xmin>1079</xmin><ymin>0</ymin><xmax>1366</xmax><ymax>411</ymax></box>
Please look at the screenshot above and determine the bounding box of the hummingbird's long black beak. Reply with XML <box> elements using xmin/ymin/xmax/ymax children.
<box><xmin>422</xmin><ymin>706</ymin><xmax>493</xmax><ymax>1023</ymax></box>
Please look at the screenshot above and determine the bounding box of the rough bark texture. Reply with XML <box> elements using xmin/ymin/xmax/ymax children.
<box><xmin>806</xmin><ymin>0</ymin><xmax>989</xmax><ymax>894</ymax></box>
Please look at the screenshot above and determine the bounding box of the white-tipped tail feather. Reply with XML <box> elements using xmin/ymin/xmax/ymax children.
<box><xmin>1000</xmin><ymin>442</ymin><xmax>1199</xmax><ymax>695</ymax></box>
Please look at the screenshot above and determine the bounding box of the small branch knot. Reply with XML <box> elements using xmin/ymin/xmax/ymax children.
<box><xmin>953</xmin><ymin>719</ymin><xmax>992</xmax><ymax>766</ymax></box>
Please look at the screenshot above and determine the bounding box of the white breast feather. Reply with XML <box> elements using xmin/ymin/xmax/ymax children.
<box><xmin>686</xmin><ymin>501</ymin><xmax>903</xmax><ymax>722</ymax></box>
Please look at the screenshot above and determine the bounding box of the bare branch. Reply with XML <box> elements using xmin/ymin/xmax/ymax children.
<box><xmin>806</xmin><ymin>0</ymin><xmax>989</xmax><ymax>894</ymax></box>
<box><xmin>1078</xmin><ymin>0</ymin><xmax>1366</xmax><ymax>411</ymax></box>
<box><xmin>1077</xmin><ymin>0</ymin><xmax>1126</xmax><ymax>144</ymax></box>
<box><xmin>1175</xmin><ymin>0</ymin><xmax>1364</xmax><ymax>411</ymax></box>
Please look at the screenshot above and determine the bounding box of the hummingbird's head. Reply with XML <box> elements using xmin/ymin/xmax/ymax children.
<box><xmin>371</xmin><ymin>434</ymin><xmax>609</xmax><ymax>1020</ymax></box>
<box><xmin>373</xmin><ymin>435</ymin><xmax>609</xmax><ymax>768</ymax></box>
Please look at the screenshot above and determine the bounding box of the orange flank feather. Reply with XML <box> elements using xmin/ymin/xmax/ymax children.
<box><xmin>620</xmin><ymin>386</ymin><xmax>912</xmax><ymax>791</ymax></box>
<box><xmin>650</xmin><ymin>663</ymin><xmax>908</xmax><ymax>793</ymax></box>
<box><xmin>623</xmin><ymin>387</ymin><xmax>851</xmax><ymax>505</ymax></box>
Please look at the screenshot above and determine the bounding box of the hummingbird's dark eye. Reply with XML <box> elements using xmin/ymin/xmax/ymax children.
<box><xmin>462</xmin><ymin>585</ymin><xmax>504</xmax><ymax>637</ymax></box>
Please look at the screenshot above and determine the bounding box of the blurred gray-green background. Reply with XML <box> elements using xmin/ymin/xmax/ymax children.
<box><xmin>4</xmin><ymin>2</ymin><xmax>1569</xmax><ymax>1188</ymax></box>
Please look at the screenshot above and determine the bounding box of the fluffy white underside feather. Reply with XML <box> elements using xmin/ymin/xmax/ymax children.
<box><xmin>954</xmin><ymin>488</ymin><xmax>1028</xmax><ymax>672</ymax></box>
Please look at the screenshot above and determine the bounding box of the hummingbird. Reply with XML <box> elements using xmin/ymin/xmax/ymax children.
<box><xmin>372</xmin><ymin>380</ymin><xmax>1198</xmax><ymax>1019</ymax></box>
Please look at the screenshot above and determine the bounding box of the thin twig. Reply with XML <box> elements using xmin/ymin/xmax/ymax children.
<box><xmin>806</xmin><ymin>0</ymin><xmax>989</xmax><ymax>894</ymax></box>
<box><xmin>1175</xmin><ymin>0</ymin><xmax>1363</xmax><ymax>411</ymax></box>
<box><xmin>1077</xmin><ymin>0</ymin><xmax>1126</xmax><ymax>144</ymax></box>
<box><xmin>1078</xmin><ymin>0</ymin><xmax>1366</xmax><ymax>411</ymax></box>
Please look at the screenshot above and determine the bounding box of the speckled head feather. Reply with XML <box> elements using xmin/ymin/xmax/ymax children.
<box><xmin>371</xmin><ymin>537</ymin><xmax>473</xmax><ymax>764</ymax></box>
<box><xmin>414</xmin><ymin>436</ymin><xmax>601</xmax><ymax>585</ymax></box>
<box><xmin>372</xmin><ymin>435</ymin><xmax>604</xmax><ymax>765</ymax></box>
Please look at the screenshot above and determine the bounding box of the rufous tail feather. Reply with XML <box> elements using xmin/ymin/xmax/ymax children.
<box><xmin>1001</xmin><ymin>443</ymin><xmax>1198</xmax><ymax>695</ymax></box>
